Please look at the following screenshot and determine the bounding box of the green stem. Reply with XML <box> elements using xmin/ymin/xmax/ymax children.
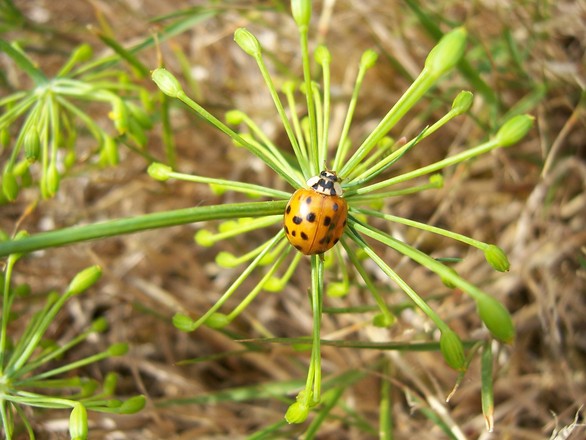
<box><xmin>0</xmin><ymin>200</ymin><xmax>287</xmax><ymax>257</ymax></box>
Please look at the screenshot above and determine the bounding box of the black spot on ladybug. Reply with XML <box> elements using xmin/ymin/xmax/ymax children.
<box><xmin>293</xmin><ymin>216</ymin><xmax>303</xmax><ymax>225</ymax></box>
<box><xmin>291</xmin><ymin>230</ymin><xmax>297</xmax><ymax>237</ymax></box>
<box><xmin>305</xmin><ymin>197</ymin><xmax>312</xmax><ymax>204</ymax></box>
<box><xmin>284</xmin><ymin>225</ymin><xmax>289</xmax><ymax>234</ymax></box>
<box><xmin>306</xmin><ymin>213</ymin><xmax>316</xmax><ymax>222</ymax></box>
<box><xmin>332</xmin><ymin>203</ymin><xmax>339</xmax><ymax>211</ymax></box>
<box><xmin>323</xmin><ymin>216</ymin><xmax>332</xmax><ymax>227</ymax></box>
<box><xmin>333</xmin><ymin>238</ymin><xmax>339</xmax><ymax>245</ymax></box>
<box><xmin>286</xmin><ymin>205</ymin><xmax>291</xmax><ymax>214</ymax></box>
<box><xmin>301</xmin><ymin>232</ymin><xmax>308</xmax><ymax>240</ymax></box>
<box><xmin>295</xmin><ymin>245</ymin><xmax>302</xmax><ymax>251</ymax></box>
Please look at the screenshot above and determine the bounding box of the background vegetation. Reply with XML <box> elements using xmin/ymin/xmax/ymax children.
<box><xmin>1</xmin><ymin>0</ymin><xmax>584</xmax><ymax>438</ymax></box>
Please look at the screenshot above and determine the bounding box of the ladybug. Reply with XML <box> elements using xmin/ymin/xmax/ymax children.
<box><xmin>284</xmin><ymin>170</ymin><xmax>348</xmax><ymax>255</ymax></box>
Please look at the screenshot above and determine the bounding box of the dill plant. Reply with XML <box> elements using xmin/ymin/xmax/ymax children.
<box><xmin>149</xmin><ymin>0</ymin><xmax>532</xmax><ymax>426</ymax></box>
<box><xmin>0</xmin><ymin>0</ymin><xmax>536</xmax><ymax>434</ymax></box>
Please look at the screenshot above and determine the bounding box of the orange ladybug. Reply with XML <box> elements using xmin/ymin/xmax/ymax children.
<box><xmin>284</xmin><ymin>170</ymin><xmax>348</xmax><ymax>255</ymax></box>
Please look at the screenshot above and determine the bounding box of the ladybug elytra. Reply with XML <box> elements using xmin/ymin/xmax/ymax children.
<box><xmin>284</xmin><ymin>171</ymin><xmax>348</xmax><ymax>255</ymax></box>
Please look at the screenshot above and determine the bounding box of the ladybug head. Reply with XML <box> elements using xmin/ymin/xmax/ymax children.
<box><xmin>306</xmin><ymin>170</ymin><xmax>343</xmax><ymax>196</ymax></box>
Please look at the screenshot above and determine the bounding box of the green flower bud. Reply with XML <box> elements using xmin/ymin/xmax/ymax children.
<box><xmin>79</xmin><ymin>378</ymin><xmax>98</xmax><ymax>398</ymax></box>
<box><xmin>103</xmin><ymin>372</ymin><xmax>118</xmax><ymax>395</ymax></box>
<box><xmin>285</xmin><ymin>401</ymin><xmax>309</xmax><ymax>424</ymax></box>
<box><xmin>484</xmin><ymin>245</ymin><xmax>510</xmax><ymax>272</ymax></box>
<box><xmin>291</xmin><ymin>0</ymin><xmax>311</xmax><ymax>27</ymax></box>
<box><xmin>360</xmin><ymin>49</ymin><xmax>378</xmax><ymax>70</ymax></box>
<box><xmin>451</xmin><ymin>90</ymin><xmax>474</xmax><ymax>115</ymax></box>
<box><xmin>1</xmin><ymin>128</ymin><xmax>10</xmax><ymax>148</ymax></box>
<box><xmin>373</xmin><ymin>312</ymin><xmax>395</xmax><ymax>328</ymax></box>
<box><xmin>429</xmin><ymin>173</ymin><xmax>444</xmax><ymax>188</ymax></box>
<box><xmin>263</xmin><ymin>277</ymin><xmax>285</xmax><ymax>292</ymax></box>
<box><xmin>46</xmin><ymin>162</ymin><xmax>60</xmax><ymax>197</ymax></box>
<box><xmin>102</xmin><ymin>135</ymin><xmax>119</xmax><ymax>166</ymax></box>
<box><xmin>209</xmin><ymin>183</ymin><xmax>226</xmax><ymax>195</ymax></box>
<box><xmin>23</xmin><ymin>127</ymin><xmax>41</xmax><ymax>162</ymax></box>
<box><xmin>234</xmin><ymin>28</ymin><xmax>261</xmax><ymax>58</ymax></box>
<box><xmin>118</xmin><ymin>395</ymin><xmax>146</xmax><ymax>414</ymax></box>
<box><xmin>495</xmin><ymin>114</ymin><xmax>534</xmax><ymax>147</ymax></box>
<box><xmin>326</xmin><ymin>281</ymin><xmax>349</xmax><ymax>297</ymax></box>
<box><xmin>440</xmin><ymin>329</ymin><xmax>467</xmax><ymax>371</ymax></box>
<box><xmin>108</xmin><ymin>342</ymin><xmax>129</xmax><ymax>356</ymax></box>
<box><xmin>215</xmin><ymin>251</ymin><xmax>239</xmax><ymax>268</ymax></box>
<box><xmin>194</xmin><ymin>229</ymin><xmax>215</xmax><ymax>247</ymax></box>
<box><xmin>2</xmin><ymin>167</ymin><xmax>19</xmax><ymax>201</ymax></box>
<box><xmin>91</xmin><ymin>317</ymin><xmax>109</xmax><ymax>333</ymax></box>
<box><xmin>147</xmin><ymin>162</ymin><xmax>172</xmax><ymax>181</ymax></box>
<box><xmin>64</xmin><ymin>150</ymin><xmax>76</xmax><ymax>169</ymax></box>
<box><xmin>314</xmin><ymin>45</ymin><xmax>331</xmax><ymax>65</ymax></box>
<box><xmin>73</xmin><ymin>43</ymin><xmax>93</xmax><ymax>63</ymax></box>
<box><xmin>151</xmin><ymin>68</ymin><xmax>183</xmax><ymax>97</ymax></box>
<box><xmin>205</xmin><ymin>313</ymin><xmax>231</xmax><ymax>329</ymax></box>
<box><xmin>476</xmin><ymin>295</ymin><xmax>515</xmax><ymax>343</ymax></box>
<box><xmin>282</xmin><ymin>80</ymin><xmax>297</xmax><ymax>94</ymax></box>
<box><xmin>173</xmin><ymin>313</ymin><xmax>195</xmax><ymax>332</ymax></box>
<box><xmin>110</xmin><ymin>98</ymin><xmax>129</xmax><ymax>134</ymax></box>
<box><xmin>225</xmin><ymin>109</ymin><xmax>245</xmax><ymax>125</ymax></box>
<box><xmin>67</xmin><ymin>265</ymin><xmax>102</xmax><ymax>296</ymax></box>
<box><xmin>425</xmin><ymin>27</ymin><xmax>467</xmax><ymax>77</ymax></box>
<box><xmin>69</xmin><ymin>403</ymin><xmax>88</xmax><ymax>440</ymax></box>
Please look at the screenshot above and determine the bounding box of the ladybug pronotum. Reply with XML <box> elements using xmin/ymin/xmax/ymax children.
<box><xmin>284</xmin><ymin>170</ymin><xmax>348</xmax><ymax>255</ymax></box>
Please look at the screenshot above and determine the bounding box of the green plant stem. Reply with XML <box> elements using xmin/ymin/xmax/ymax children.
<box><xmin>0</xmin><ymin>200</ymin><xmax>287</xmax><ymax>257</ymax></box>
<box><xmin>298</xmin><ymin>26</ymin><xmax>318</xmax><ymax>176</ymax></box>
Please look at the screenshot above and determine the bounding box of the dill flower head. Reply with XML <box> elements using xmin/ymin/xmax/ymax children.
<box><xmin>151</xmin><ymin>0</ymin><xmax>532</xmax><ymax>423</ymax></box>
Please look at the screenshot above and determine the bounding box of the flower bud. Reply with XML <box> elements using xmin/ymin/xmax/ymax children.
<box><xmin>173</xmin><ymin>313</ymin><xmax>195</xmax><ymax>332</ymax></box>
<box><xmin>118</xmin><ymin>395</ymin><xmax>146</xmax><ymax>414</ymax></box>
<box><xmin>429</xmin><ymin>173</ymin><xmax>444</xmax><ymax>188</ymax></box>
<box><xmin>152</xmin><ymin>68</ymin><xmax>183</xmax><ymax>97</ymax></box>
<box><xmin>475</xmin><ymin>295</ymin><xmax>515</xmax><ymax>343</ymax></box>
<box><xmin>69</xmin><ymin>403</ymin><xmax>88</xmax><ymax>440</ymax></box>
<box><xmin>102</xmin><ymin>135</ymin><xmax>119</xmax><ymax>166</ymax></box>
<box><xmin>495</xmin><ymin>114</ymin><xmax>534</xmax><ymax>147</ymax></box>
<box><xmin>147</xmin><ymin>162</ymin><xmax>172</xmax><ymax>181</ymax></box>
<box><xmin>484</xmin><ymin>245</ymin><xmax>510</xmax><ymax>272</ymax></box>
<box><xmin>23</xmin><ymin>127</ymin><xmax>41</xmax><ymax>162</ymax></box>
<box><xmin>373</xmin><ymin>313</ymin><xmax>395</xmax><ymax>328</ymax></box>
<box><xmin>326</xmin><ymin>282</ymin><xmax>349</xmax><ymax>297</ymax></box>
<box><xmin>424</xmin><ymin>27</ymin><xmax>467</xmax><ymax>78</ymax></box>
<box><xmin>107</xmin><ymin>342</ymin><xmax>129</xmax><ymax>356</ymax></box>
<box><xmin>91</xmin><ymin>317</ymin><xmax>109</xmax><ymax>333</ymax></box>
<box><xmin>67</xmin><ymin>265</ymin><xmax>102</xmax><ymax>296</ymax></box>
<box><xmin>103</xmin><ymin>372</ymin><xmax>118</xmax><ymax>395</ymax></box>
<box><xmin>225</xmin><ymin>109</ymin><xmax>245</xmax><ymax>125</ymax></box>
<box><xmin>291</xmin><ymin>0</ymin><xmax>311</xmax><ymax>28</ymax></box>
<box><xmin>451</xmin><ymin>90</ymin><xmax>474</xmax><ymax>115</ymax></box>
<box><xmin>285</xmin><ymin>401</ymin><xmax>309</xmax><ymax>424</ymax></box>
<box><xmin>314</xmin><ymin>45</ymin><xmax>331</xmax><ymax>65</ymax></box>
<box><xmin>234</xmin><ymin>28</ymin><xmax>261</xmax><ymax>58</ymax></box>
<box><xmin>2</xmin><ymin>167</ymin><xmax>18</xmax><ymax>201</ymax></box>
<box><xmin>194</xmin><ymin>229</ymin><xmax>215</xmax><ymax>247</ymax></box>
<box><xmin>360</xmin><ymin>49</ymin><xmax>378</xmax><ymax>70</ymax></box>
<box><xmin>440</xmin><ymin>329</ymin><xmax>467</xmax><ymax>371</ymax></box>
<box><xmin>205</xmin><ymin>313</ymin><xmax>231</xmax><ymax>329</ymax></box>
<box><xmin>46</xmin><ymin>162</ymin><xmax>60</xmax><ymax>197</ymax></box>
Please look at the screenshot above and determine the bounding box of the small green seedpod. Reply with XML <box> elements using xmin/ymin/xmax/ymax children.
<box><xmin>46</xmin><ymin>162</ymin><xmax>61</xmax><ymax>198</ymax></box>
<box><xmin>440</xmin><ymin>329</ymin><xmax>467</xmax><ymax>371</ymax></box>
<box><xmin>2</xmin><ymin>167</ymin><xmax>19</xmax><ymax>201</ymax></box>
<box><xmin>147</xmin><ymin>162</ymin><xmax>172</xmax><ymax>181</ymax></box>
<box><xmin>496</xmin><ymin>114</ymin><xmax>535</xmax><ymax>147</ymax></box>
<box><xmin>476</xmin><ymin>295</ymin><xmax>515</xmax><ymax>343</ymax></box>
<box><xmin>484</xmin><ymin>244</ymin><xmax>510</xmax><ymax>272</ymax></box>
<box><xmin>152</xmin><ymin>68</ymin><xmax>184</xmax><ymax>98</ymax></box>
<box><xmin>23</xmin><ymin>127</ymin><xmax>41</xmax><ymax>162</ymax></box>
<box><xmin>67</xmin><ymin>265</ymin><xmax>102</xmax><ymax>296</ymax></box>
<box><xmin>360</xmin><ymin>49</ymin><xmax>378</xmax><ymax>70</ymax></box>
<box><xmin>234</xmin><ymin>28</ymin><xmax>261</xmax><ymax>57</ymax></box>
<box><xmin>424</xmin><ymin>27</ymin><xmax>467</xmax><ymax>77</ymax></box>
<box><xmin>285</xmin><ymin>401</ymin><xmax>310</xmax><ymax>424</ymax></box>
<box><xmin>69</xmin><ymin>403</ymin><xmax>88</xmax><ymax>440</ymax></box>
<box><xmin>205</xmin><ymin>312</ymin><xmax>231</xmax><ymax>329</ymax></box>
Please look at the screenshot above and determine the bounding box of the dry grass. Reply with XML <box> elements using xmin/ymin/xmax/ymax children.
<box><xmin>1</xmin><ymin>0</ymin><xmax>585</xmax><ymax>438</ymax></box>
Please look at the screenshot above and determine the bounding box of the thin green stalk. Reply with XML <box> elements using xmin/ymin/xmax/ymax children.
<box><xmin>160</xmin><ymin>92</ymin><xmax>176</xmax><ymax>168</ymax></box>
<box><xmin>0</xmin><ymin>200</ymin><xmax>287</xmax><ymax>257</ymax></box>
<box><xmin>380</xmin><ymin>358</ymin><xmax>393</xmax><ymax>440</ymax></box>
<box><xmin>354</xmin><ymin>137</ymin><xmax>501</xmax><ymax>195</ymax></box>
<box><xmin>340</xmin><ymin>70</ymin><xmax>437</xmax><ymax>177</ymax></box>
<box><xmin>298</xmin><ymin>27</ymin><xmax>318</xmax><ymax>176</ymax></box>
<box><xmin>175</xmin><ymin>90</ymin><xmax>301</xmax><ymax>189</ymax></box>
